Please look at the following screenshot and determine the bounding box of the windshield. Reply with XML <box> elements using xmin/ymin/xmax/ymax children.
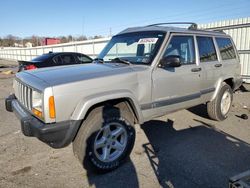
<box><xmin>98</xmin><ymin>31</ymin><xmax>165</xmax><ymax>65</ymax></box>
<box><xmin>31</xmin><ymin>54</ymin><xmax>52</xmax><ymax>62</ymax></box>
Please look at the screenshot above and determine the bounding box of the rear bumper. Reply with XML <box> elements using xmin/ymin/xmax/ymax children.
<box><xmin>5</xmin><ymin>94</ymin><xmax>81</xmax><ymax>148</ymax></box>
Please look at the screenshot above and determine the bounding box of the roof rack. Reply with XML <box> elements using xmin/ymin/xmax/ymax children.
<box><xmin>202</xmin><ymin>28</ymin><xmax>226</xmax><ymax>33</ymax></box>
<box><xmin>146</xmin><ymin>22</ymin><xmax>198</xmax><ymax>30</ymax></box>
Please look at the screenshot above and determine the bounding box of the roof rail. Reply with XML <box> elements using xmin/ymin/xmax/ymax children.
<box><xmin>203</xmin><ymin>28</ymin><xmax>226</xmax><ymax>33</ymax></box>
<box><xmin>146</xmin><ymin>22</ymin><xmax>198</xmax><ymax>30</ymax></box>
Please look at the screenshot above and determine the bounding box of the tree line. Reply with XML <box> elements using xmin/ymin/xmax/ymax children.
<box><xmin>0</xmin><ymin>34</ymin><xmax>104</xmax><ymax>47</ymax></box>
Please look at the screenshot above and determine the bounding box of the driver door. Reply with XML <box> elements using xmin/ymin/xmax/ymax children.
<box><xmin>151</xmin><ymin>34</ymin><xmax>202</xmax><ymax>115</ymax></box>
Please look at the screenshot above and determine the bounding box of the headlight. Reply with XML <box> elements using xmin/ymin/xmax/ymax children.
<box><xmin>32</xmin><ymin>90</ymin><xmax>43</xmax><ymax>119</ymax></box>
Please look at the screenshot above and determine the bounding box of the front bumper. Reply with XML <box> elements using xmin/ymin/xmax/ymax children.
<box><xmin>5</xmin><ymin>94</ymin><xmax>81</xmax><ymax>148</ymax></box>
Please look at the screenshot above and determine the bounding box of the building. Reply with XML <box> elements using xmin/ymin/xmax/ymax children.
<box><xmin>42</xmin><ymin>38</ymin><xmax>61</xmax><ymax>46</ymax></box>
<box><xmin>25</xmin><ymin>42</ymin><xmax>32</xmax><ymax>48</ymax></box>
<box><xmin>13</xmin><ymin>43</ymin><xmax>23</xmax><ymax>47</ymax></box>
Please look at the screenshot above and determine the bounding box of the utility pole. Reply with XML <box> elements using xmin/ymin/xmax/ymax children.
<box><xmin>82</xmin><ymin>16</ymin><xmax>85</xmax><ymax>37</ymax></box>
<box><xmin>109</xmin><ymin>27</ymin><xmax>112</xmax><ymax>37</ymax></box>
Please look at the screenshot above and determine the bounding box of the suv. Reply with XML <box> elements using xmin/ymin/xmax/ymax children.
<box><xmin>5</xmin><ymin>23</ymin><xmax>242</xmax><ymax>173</ymax></box>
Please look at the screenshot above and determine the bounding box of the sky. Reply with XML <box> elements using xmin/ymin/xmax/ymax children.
<box><xmin>0</xmin><ymin>0</ymin><xmax>249</xmax><ymax>38</ymax></box>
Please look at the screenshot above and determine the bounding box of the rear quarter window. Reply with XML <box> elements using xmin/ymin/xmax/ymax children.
<box><xmin>75</xmin><ymin>54</ymin><xmax>92</xmax><ymax>63</ymax></box>
<box><xmin>197</xmin><ymin>36</ymin><xmax>217</xmax><ymax>62</ymax></box>
<box><xmin>215</xmin><ymin>37</ymin><xmax>237</xmax><ymax>60</ymax></box>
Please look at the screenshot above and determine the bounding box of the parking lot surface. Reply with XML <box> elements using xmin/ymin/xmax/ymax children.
<box><xmin>0</xmin><ymin>60</ymin><xmax>250</xmax><ymax>188</ymax></box>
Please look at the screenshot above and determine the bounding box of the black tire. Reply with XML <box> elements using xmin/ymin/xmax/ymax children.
<box><xmin>207</xmin><ymin>82</ymin><xmax>233</xmax><ymax>121</ymax></box>
<box><xmin>73</xmin><ymin>102</ymin><xmax>136</xmax><ymax>173</ymax></box>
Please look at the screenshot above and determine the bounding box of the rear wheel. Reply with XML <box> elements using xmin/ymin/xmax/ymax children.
<box><xmin>207</xmin><ymin>82</ymin><xmax>233</xmax><ymax>121</ymax></box>
<box><xmin>73</xmin><ymin>103</ymin><xmax>135</xmax><ymax>173</ymax></box>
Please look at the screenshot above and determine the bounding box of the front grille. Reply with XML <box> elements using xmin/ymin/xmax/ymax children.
<box><xmin>14</xmin><ymin>79</ymin><xmax>32</xmax><ymax>111</ymax></box>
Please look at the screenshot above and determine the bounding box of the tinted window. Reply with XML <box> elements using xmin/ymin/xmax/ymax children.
<box><xmin>60</xmin><ymin>54</ymin><xmax>76</xmax><ymax>65</ymax></box>
<box><xmin>164</xmin><ymin>35</ymin><xmax>196</xmax><ymax>64</ymax></box>
<box><xmin>197</xmin><ymin>36</ymin><xmax>217</xmax><ymax>62</ymax></box>
<box><xmin>216</xmin><ymin>38</ymin><xmax>236</xmax><ymax>60</ymax></box>
<box><xmin>52</xmin><ymin>55</ymin><xmax>62</xmax><ymax>64</ymax></box>
<box><xmin>75</xmin><ymin>54</ymin><xmax>92</xmax><ymax>64</ymax></box>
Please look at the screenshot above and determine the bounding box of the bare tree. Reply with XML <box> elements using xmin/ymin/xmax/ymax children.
<box><xmin>5</xmin><ymin>35</ymin><xmax>16</xmax><ymax>47</ymax></box>
<box><xmin>67</xmin><ymin>35</ymin><xmax>73</xmax><ymax>42</ymax></box>
<box><xmin>0</xmin><ymin>34</ymin><xmax>105</xmax><ymax>47</ymax></box>
<box><xmin>77</xmin><ymin>35</ymin><xmax>87</xmax><ymax>41</ymax></box>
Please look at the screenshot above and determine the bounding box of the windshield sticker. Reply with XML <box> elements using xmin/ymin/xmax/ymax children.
<box><xmin>138</xmin><ymin>38</ymin><xmax>158</xmax><ymax>44</ymax></box>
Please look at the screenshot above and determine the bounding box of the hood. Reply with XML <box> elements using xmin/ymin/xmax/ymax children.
<box><xmin>23</xmin><ymin>63</ymin><xmax>143</xmax><ymax>86</ymax></box>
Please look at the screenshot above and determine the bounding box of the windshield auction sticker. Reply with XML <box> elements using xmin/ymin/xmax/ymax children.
<box><xmin>138</xmin><ymin>38</ymin><xmax>158</xmax><ymax>44</ymax></box>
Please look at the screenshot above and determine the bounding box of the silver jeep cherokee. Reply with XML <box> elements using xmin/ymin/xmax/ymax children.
<box><xmin>6</xmin><ymin>23</ymin><xmax>242</xmax><ymax>173</ymax></box>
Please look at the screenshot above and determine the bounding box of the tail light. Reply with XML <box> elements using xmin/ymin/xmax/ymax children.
<box><xmin>25</xmin><ymin>64</ymin><xmax>37</xmax><ymax>70</ymax></box>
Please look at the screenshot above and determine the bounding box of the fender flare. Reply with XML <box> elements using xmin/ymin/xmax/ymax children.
<box><xmin>71</xmin><ymin>90</ymin><xmax>144</xmax><ymax>124</ymax></box>
<box><xmin>210</xmin><ymin>78</ymin><xmax>224</xmax><ymax>101</ymax></box>
<box><xmin>210</xmin><ymin>77</ymin><xmax>234</xmax><ymax>101</ymax></box>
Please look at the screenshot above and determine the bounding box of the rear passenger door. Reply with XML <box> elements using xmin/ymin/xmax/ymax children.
<box><xmin>215</xmin><ymin>37</ymin><xmax>240</xmax><ymax>80</ymax></box>
<box><xmin>59</xmin><ymin>54</ymin><xmax>76</xmax><ymax>65</ymax></box>
<box><xmin>52</xmin><ymin>55</ymin><xmax>63</xmax><ymax>66</ymax></box>
<box><xmin>196</xmin><ymin>36</ymin><xmax>221</xmax><ymax>101</ymax></box>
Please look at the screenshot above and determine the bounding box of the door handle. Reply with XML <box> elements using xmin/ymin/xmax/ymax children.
<box><xmin>191</xmin><ymin>67</ymin><xmax>202</xmax><ymax>72</ymax></box>
<box><xmin>214</xmin><ymin>63</ymin><xmax>222</xmax><ymax>68</ymax></box>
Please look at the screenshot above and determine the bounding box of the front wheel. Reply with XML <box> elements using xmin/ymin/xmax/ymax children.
<box><xmin>207</xmin><ymin>83</ymin><xmax>233</xmax><ymax>121</ymax></box>
<box><xmin>73</xmin><ymin>104</ymin><xmax>135</xmax><ymax>173</ymax></box>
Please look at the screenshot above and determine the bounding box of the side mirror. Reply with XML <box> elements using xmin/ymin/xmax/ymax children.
<box><xmin>159</xmin><ymin>55</ymin><xmax>181</xmax><ymax>68</ymax></box>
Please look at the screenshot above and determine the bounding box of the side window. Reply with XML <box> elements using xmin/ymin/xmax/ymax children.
<box><xmin>216</xmin><ymin>37</ymin><xmax>236</xmax><ymax>60</ymax></box>
<box><xmin>52</xmin><ymin>55</ymin><xmax>62</xmax><ymax>64</ymax></box>
<box><xmin>75</xmin><ymin>54</ymin><xmax>92</xmax><ymax>64</ymax></box>
<box><xmin>60</xmin><ymin>54</ymin><xmax>75</xmax><ymax>65</ymax></box>
<box><xmin>197</xmin><ymin>36</ymin><xmax>217</xmax><ymax>62</ymax></box>
<box><xmin>164</xmin><ymin>35</ymin><xmax>196</xmax><ymax>64</ymax></box>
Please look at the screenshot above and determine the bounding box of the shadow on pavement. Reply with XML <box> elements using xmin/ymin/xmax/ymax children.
<box><xmin>187</xmin><ymin>104</ymin><xmax>210</xmax><ymax>119</ymax></box>
<box><xmin>86</xmin><ymin>158</ymin><xmax>138</xmax><ymax>188</ymax></box>
<box><xmin>141</xmin><ymin>119</ymin><xmax>250</xmax><ymax>188</ymax></box>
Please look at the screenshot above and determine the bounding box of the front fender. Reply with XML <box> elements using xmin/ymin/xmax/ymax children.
<box><xmin>71</xmin><ymin>90</ymin><xmax>144</xmax><ymax>124</ymax></box>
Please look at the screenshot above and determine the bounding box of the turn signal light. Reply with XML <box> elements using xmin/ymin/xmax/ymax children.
<box><xmin>49</xmin><ymin>96</ymin><xmax>56</xmax><ymax>119</ymax></box>
<box><xmin>32</xmin><ymin>108</ymin><xmax>43</xmax><ymax>118</ymax></box>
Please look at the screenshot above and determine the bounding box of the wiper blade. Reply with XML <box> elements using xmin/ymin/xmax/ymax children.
<box><xmin>110</xmin><ymin>58</ymin><xmax>131</xmax><ymax>65</ymax></box>
<box><xmin>94</xmin><ymin>58</ymin><xmax>104</xmax><ymax>63</ymax></box>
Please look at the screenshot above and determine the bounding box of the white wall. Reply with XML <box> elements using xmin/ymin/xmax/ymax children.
<box><xmin>0</xmin><ymin>37</ymin><xmax>111</xmax><ymax>61</ymax></box>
